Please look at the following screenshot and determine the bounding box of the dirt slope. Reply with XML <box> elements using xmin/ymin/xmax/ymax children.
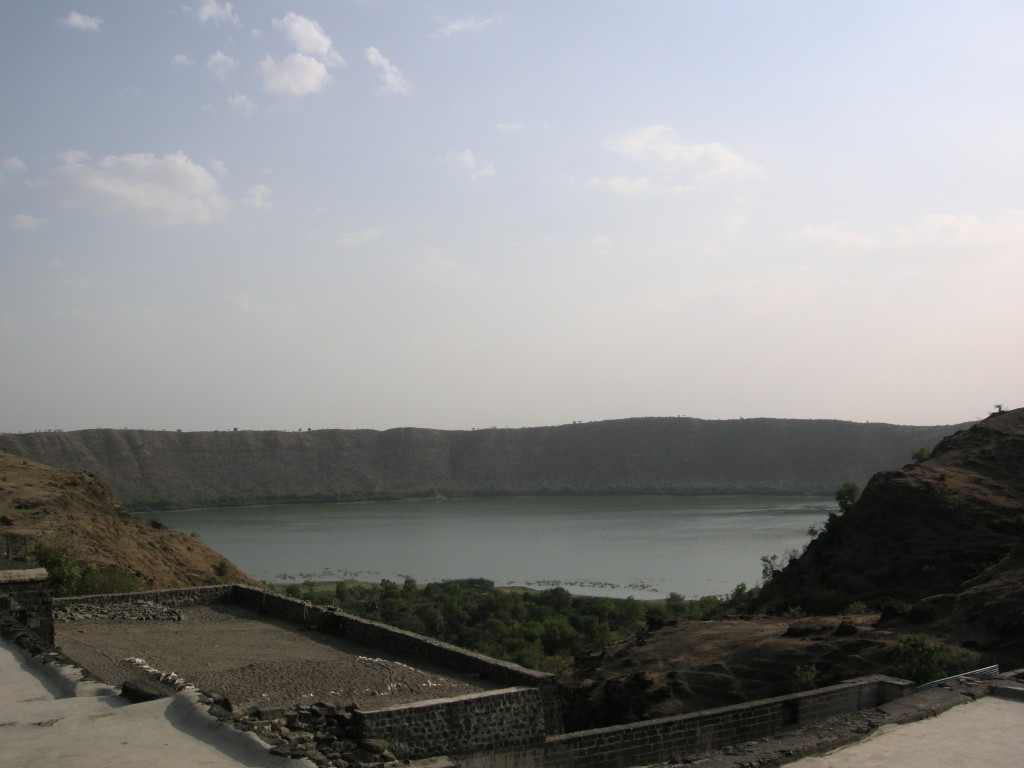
<box><xmin>0</xmin><ymin>451</ymin><xmax>256</xmax><ymax>589</ymax></box>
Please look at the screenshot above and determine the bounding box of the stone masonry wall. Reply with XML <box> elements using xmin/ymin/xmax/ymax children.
<box><xmin>355</xmin><ymin>687</ymin><xmax>547</xmax><ymax>759</ymax></box>
<box><xmin>229</xmin><ymin>586</ymin><xmax>564</xmax><ymax>733</ymax></box>
<box><xmin>51</xmin><ymin>587</ymin><xmax>914</xmax><ymax>768</ymax></box>
<box><xmin>533</xmin><ymin>675</ymin><xmax>913</xmax><ymax>768</ymax></box>
<box><xmin>0</xmin><ymin>558</ymin><xmax>53</xmax><ymax>644</ymax></box>
<box><xmin>55</xmin><ymin>584</ymin><xmax>233</xmax><ymax>609</ymax></box>
<box><xmin>54</xmin><ymin>585</ymin><xmax>564</xmax><ymax>736</ymax></box>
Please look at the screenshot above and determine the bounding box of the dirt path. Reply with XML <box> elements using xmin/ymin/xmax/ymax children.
<box><xmin>56</xmin><ymin>603</ymin><xmax>499</xmax><ymax>712</ymax></box>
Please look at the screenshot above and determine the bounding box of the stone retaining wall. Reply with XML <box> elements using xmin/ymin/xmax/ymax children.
<box><xmin>54</xmin><ymin>585</ymin><xmax>564</xmax><ymax>736</ymax></box>
<box><xmin>528</xmin><ymin>675</ymin><xmax>912</xmax><ymax>768</ymax></box>
<box><xmin>0</xmin><ymin>557</ymin><xmax>53</xmax><ymax>644</ymax></box>
<box><xmin>228</xmin><ymin>586</ymin><xmax>564</xmax><ymax>734</ymax></box>
<box><xmin>51</xmin><ymin>587</ymin><xmax>915</xmax><ymax>768</ymax></box>
<box><xmin>355</xmin><ymin>687</ymin><xmax>547</xmax><ymax>759</ymax></box>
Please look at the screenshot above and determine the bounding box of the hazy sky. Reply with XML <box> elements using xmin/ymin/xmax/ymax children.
<box><xmin>2</xmin><ymin>1</ymin><xmax>1021</xmax><ymax>433</ymax></box>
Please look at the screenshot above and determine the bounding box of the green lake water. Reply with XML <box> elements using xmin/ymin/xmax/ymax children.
<box><xmin>141</xmin><ymin>495</ymin><xmax>834</xmax><ymax>599</ymax></box>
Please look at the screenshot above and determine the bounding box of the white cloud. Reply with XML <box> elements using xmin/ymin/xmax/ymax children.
<box><xmin>208</xmin><ymin>158</ymin><xmax>227</xmax><ymax>178</ymax></box>
<box><xmin>786</xmin><ymin>211</ymin><xmax>1024</xmax><ymax>273</ymax></box>
<box><xmin>787</xmin><ymin>222</ymin><xmax>880</xmax><ymax>251</ymax></box>
<box><xmin>435</xmin><ymin>16</ymin><xmax>501</xmax><ymax>36</ymax></box>
<box><xmin>60</xmin><ymin>11</ymin><xmax>102</xmax><ymax>32</ymax></box>
<box><xmin>497</xmin><ymin>122</ymin><xmax>525</xmax><ymax>133</ymax></box>
<box><xmin>272</xmin><ymin>12</ymin><xmax>344</xmax><ymax>67</ymax></box>
<box><xmin>244</xmin><ymin>184</ymin><xmax>271</xmax><ymax>209</ymax></box>
<box><xmin>365</xmin><ymin>47</ymin><xmax>413</xmax><ymax>95</ymax></box>
<box><xmin>192</xmin><ymin>1</ymin><xmax>239</xmax><ymax>27</ymax></box>
<box><xmin>58</xmin><ymin>149</ymin><xmax>91</xmax><ymax>165</ymax></box>
<box><xmin>260</xmin><ymin>14</ymin><xmax>343</xmax><ymax>96</ymax></box>
<box><xmin>172</xmin><ymin>53</ymin><xmax>193</xmax><ymax>67</ymax></box>
<box><xmin>42</xmin><ymin>151</ymin><xmax>230</xmax><ymax>226</ymax></box>
<box><xmin>891</xmin><ymin>211</ymin><xmax>1024</xmax><ymax>251</ymax></box>
<box><xmin>336</xmin><ymin>229</ymin><xmax>382</xmax><ymax>246</ymax></box>
<box><xmin>205</xmin><ymin>51</ymin><xmax>237</xmax><ymax>81</ymax></box>
<box><xmin>228</xmin><ymin>92</ymin><xmax>258</xmax><ymax>116</ymax></box>
<box><xmin>10</xmin><ymin>214</ymin><xmax>44</xmax><ymax>230</ymax></box>
<box><xmin>606</xmin><ymin>125</ymin><xmax>762</xmax><ymax>182</ymax></box>
<box><xmin>409</xmin><ymin>249</ymin><xmax>486</xmax><ymax>287</ymax></box>
<box><xmin>3</xmin><ymin>157</ymin><xmax>27</xmax><ymax>173</ymax></box>
<box><xmin>584</xmin><ymin>176</ymin><xmax>684</xmax><ymax>195</ymax></box>
<box><xmin>445</xmin><ymin>150</ymin><xmax>495</xmax><ymax>179</ymax></box>
<box><xmin>259</xmin><ymin>53</ymin><xmax>331</xmax><ymax>95</ymax></box>
<box><xmin>591</xmin><ymin>235</ymin><xmax>612</xmax><ymax>254</ymax></box>
<box><xmin>212</xmin><ymin>293</ymin><xmax>294</xmax><ymax>319</ymax></box>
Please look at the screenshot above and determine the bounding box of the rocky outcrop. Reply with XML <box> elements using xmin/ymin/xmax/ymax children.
<box><xmin>758</xmin><ymin>407</ymin><xmax>1024</xmax><ymax>658</ymax></box>
<box><xmin>0</xmin><ymin>417</ymin><xmax>965</xmax><ymax>509</ymax></box>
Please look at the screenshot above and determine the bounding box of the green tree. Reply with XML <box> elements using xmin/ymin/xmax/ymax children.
<box><xmin>760</xmin><ymin>553</ymin><xmax>781</xmax><ymax>583</ymax></box>
<box><xmin>835</xmin><ymin>482</ymin><xmax>859</xmax><ymax>513</ymax></box>
<box><xmin>893</xmin><ymin>634</ymin><xmax>949</xmax><ymax>684</ymax></box>
<box><xmin>911</xmin><ymin>447</ymin><xmax>929</xmax><ymax>463</ymax></box>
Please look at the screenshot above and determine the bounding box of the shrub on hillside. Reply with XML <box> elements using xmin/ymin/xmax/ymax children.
<box><xmin>892</xmin><ymin>634</ymin><xmax>949</xmax><ymax>684</ymax></box>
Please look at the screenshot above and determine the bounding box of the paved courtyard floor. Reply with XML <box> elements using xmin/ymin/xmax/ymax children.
<box><xmin>788</xmin><ymin>693</ymin><xmax>1024</xmax><ymax>768</ymax></box>
<box><xmin>55</xmin><ymin>602</ymin><xmax>498</xmax><ymax>711</ymax></box>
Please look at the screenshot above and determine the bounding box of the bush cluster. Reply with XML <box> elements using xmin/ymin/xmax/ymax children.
<box><xmin>285</xmin><ymin>578</ymin><xmax>720</xmax><ymax>672</ymax></box>
<box><xmin>31</xmin><ymin>536</ymin><xmax>141</xmax><ymax>597</ymax></box>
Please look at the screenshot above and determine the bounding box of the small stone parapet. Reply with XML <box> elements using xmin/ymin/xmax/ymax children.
<box><xmin>0</xmin><ymin>556</ymin><xmax>54</xmax><ymax>644</ymax></box>
<box><xmin>55</xmin><ymin>584</ymin><xmax>233</xmax><ymax>610</ymax></box>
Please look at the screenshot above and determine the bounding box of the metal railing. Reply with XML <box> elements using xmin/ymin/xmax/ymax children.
<box><xmin>916</xmin><ymin>664</ymin><xmax>1000</xmax><ymax>691</ymax></box>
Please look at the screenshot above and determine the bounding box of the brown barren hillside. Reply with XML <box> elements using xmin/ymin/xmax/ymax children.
<box><xmin>569</xmin><ymin>409</ymin><xmax>1024</xmax><ymax>728</ymax></box>
<box><xmin>0</xmin><ymin>417</ymin><xmax>966</xmax><ymax>509</ymax></box>
<box><xmin>0</xmin><ymin>451</ymin><xmax>256</xmax><ymax>589</ymax></box>
<box><xmin>759</xmin><ymin>407</ymin><xmax>1024</xmax><ymax>618</ymax></box>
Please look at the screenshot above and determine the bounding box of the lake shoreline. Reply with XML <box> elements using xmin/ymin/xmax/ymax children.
<box><xmin>142</xmin><ymin>494</ymin><xmax>834</xmax><ymax>601</ymax></box>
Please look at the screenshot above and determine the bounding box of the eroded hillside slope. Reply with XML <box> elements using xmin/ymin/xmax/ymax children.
<box><xmin>759</xmin><ymin>408</ymin><xmax>1024</xmax><ymax>624</ymax></box>
<box><xmin>0</xmin><ymin>451</ymin><xmax>256</xmax><ymax>589</ymax></box>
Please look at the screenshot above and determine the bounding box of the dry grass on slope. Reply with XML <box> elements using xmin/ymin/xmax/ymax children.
<box><xmin>0</xmin><ymin>451</ymin><xmax>257</xmax><ymax>591</ymax></box>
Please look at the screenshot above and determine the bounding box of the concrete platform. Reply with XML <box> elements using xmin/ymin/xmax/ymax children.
<box><xmin>789</xmin><ymin>691</ymin><xmax>1024</xmax><ymax>768</ymax></box>
<box><xmin>0</xmin><ymin>636</ymin><xmax>313</xmax><ymax>768</ymax></box>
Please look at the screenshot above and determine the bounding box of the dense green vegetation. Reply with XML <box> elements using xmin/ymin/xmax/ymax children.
<box><xmin>279</xmin><ymin>578</ymin><xmax>721</xmax><ymax>672</ymax></box>
<box><xmin>31</xmin><ymin>535</ymin><xmax>141</xmax><ymax>597</ymax></box>
<box><xmin>893</xmin><ymin>634</ymin><xmax>951</xmax><ymax>684</ymax></box>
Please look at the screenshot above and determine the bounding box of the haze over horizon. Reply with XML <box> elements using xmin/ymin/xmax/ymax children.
<box><xmin>2</xmin><ymin>2</ymin><xmax>1021</xmax><ymax>434</ymax></box>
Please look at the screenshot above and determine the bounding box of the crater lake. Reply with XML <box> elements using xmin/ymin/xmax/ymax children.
<box><xmin>140</xmin><ymin>495</ymin><xmax>835</xmax><ymax>599</ymax></box>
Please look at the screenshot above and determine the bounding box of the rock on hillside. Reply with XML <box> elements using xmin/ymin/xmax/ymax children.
<box><xmin>758</xmin><ymin>407</ymin><xmax>1024</xmax><ymax>659</ymax></box>
<box><xmin>0</xmin><ymin>451</ymin><xmax>257</xmax><ymax>590</ymax></box>
<box><xmin>0</xmin><ymin>417</ymin><xmax>966</xmax><ymax>509</ymax></box>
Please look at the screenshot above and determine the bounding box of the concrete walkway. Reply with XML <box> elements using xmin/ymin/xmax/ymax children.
<box><xmin>0</xmin><ymin>637</ymin><xmax>312</xmax><ymax>768</ymax></box>
<box><xmin>789</xmin><ymin>692</ymin><xmax>1024</xmax><ymax>768</ymax></box>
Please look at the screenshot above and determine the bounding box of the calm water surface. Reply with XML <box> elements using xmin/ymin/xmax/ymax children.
<box><xmin>142</xmin><ymin>495</ymin><xmax>833</xmax><ymax>599</ymax></box>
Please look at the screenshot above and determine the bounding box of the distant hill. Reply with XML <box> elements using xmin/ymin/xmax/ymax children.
<box><xmin>0</xmin><ymin>451</ymin><xmax>255</xmax><ymax>590</ymax></box>
<box><xmin>0</xmin><ymin>417</ymin><xmax>966</xmax><ymax>510</ymax></box>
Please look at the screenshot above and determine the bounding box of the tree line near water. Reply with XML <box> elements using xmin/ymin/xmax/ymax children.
<box><xmin>281</xmin><ymin>578</ymin><xmax>722</xmax><ymax>673</ymax></box>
